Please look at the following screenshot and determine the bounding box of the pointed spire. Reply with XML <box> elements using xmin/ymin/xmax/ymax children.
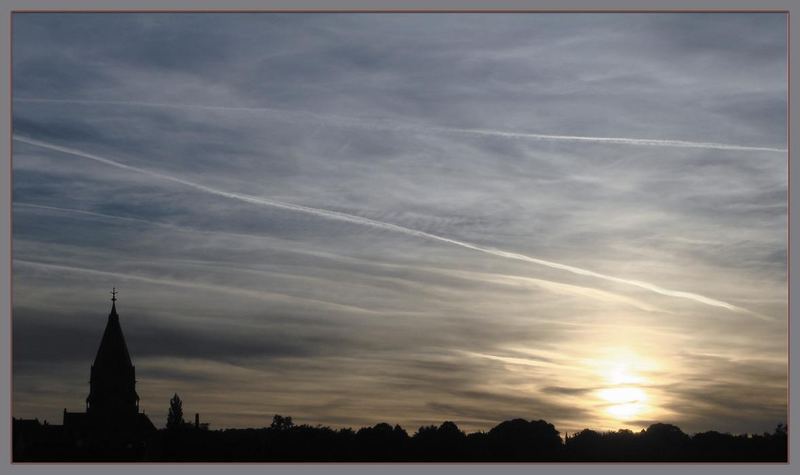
<box><xmin>88</xmin><ymin>287</ymin><xmax>138</xmax><ymax>415</ymax></box>
<box><xmin>110</xmin><ymin>287</ymin><xmax>118</xmax><ymax>316</ymax></box>
<box><xmin>95</xmin><ymin>287</ymin><xmax>131</xmax><ymax>367</ymax></box>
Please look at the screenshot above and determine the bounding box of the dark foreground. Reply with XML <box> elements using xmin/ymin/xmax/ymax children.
<box><xmin>14</xmin><ymin>416</ymin><xmax>787</xmax><ymax>462</ymax></box>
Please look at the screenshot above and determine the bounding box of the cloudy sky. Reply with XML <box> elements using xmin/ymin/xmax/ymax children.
<box><xmin>11</xmin><ymin>13</ymin><xmax>787</xmax><ymax>435</ymax></box>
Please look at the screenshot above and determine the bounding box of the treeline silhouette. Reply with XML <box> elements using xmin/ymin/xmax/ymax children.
<box><xmin>14</xmin><ymin>414</ymin><xmax>788</xmax><ymax>462</ymax></box>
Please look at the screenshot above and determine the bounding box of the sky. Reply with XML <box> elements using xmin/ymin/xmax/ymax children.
<box><xmin>11</xmin><ymin>13</ymin><xmax>787</xmax><ymax>436</ymax></box>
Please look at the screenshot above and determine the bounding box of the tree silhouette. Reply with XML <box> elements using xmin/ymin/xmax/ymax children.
<box><xmin>167</xmin><ymin>393</ymin><xmax>184</xmax><ymax>430</ymax></box>
<box><xmin>640</xmin><ymin>423</ymin><xmax>690</xmax><ymax>461</ymax></box>
<box><xmin>270</xmin><ymin>415</ymin><xmax>294</xmax><ymax>431</ymax></box>
<box><xmin>348</xmin><ymin>422</ymin><xmax>408</xmax><ymax>461</ymax></box>
<box><xmin>487</xmin><ymin>418</ymin><xmax>562</xmax><ymax>461</ymax></box>
<box><xmin>12</xmin><ymin>415</ymin><xmax>788</xmax><ymax>462</ymax></box>
<box><xmin>411</xmin><ymin>421</ymin><xmax>466</xmax><ymax>460</ymax></box>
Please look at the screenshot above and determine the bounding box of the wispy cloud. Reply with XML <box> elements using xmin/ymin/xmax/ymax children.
<box><xmin>14</xmin><ymin>135</ymin><xmax>766</xmax><ymax>319</ymax></box>
<box><xmin>14</xmin><ymin>259</ymin><xmax>386</xmax><ymax>316</ymax></box>
<box><xmin>13</xmin><ymin>201</ymin><xmax>666</xmax><ymax>314</ymax></box>
<box><xmin>14</xmin><ymin>97</ymin><xmax>787</xmax><ymax>153</ymax></box>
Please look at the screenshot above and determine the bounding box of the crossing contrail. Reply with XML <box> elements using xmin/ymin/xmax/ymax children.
<box><xmin>13</xmin><ymin>97</ymin><xmax>787</xmax><ymax>154</ymax></box>
<box><xmin>12</xmin><ymin>134</ymin><xmax>771</xmax><ymax>320</ymax></box>
<box><xmin>16</xmin><ymin>202</ymin><xmax>667</xmax><ymax>313</ymax></box>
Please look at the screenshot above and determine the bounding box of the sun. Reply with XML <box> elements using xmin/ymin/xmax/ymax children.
<box><xmin>597</xmin><ymin>387</ymin><xmax>648</xmax><ymax>420</ymax></box>
<box><xmin>589</xmin><ymin>348</ymin><xmax>656</xmax><ymax>422</ymax></box>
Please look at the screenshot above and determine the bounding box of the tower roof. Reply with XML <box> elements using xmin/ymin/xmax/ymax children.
<box><xmin>92</xmin><ymin>291</ymin><xmax>133</xmax><ymax>370</ymax></box>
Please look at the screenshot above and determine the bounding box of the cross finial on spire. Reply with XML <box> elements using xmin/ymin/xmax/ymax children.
<box><xmin>111</xmin><ymin>287</ymin><xmax>118</xmax><ymax>302</ymax></box>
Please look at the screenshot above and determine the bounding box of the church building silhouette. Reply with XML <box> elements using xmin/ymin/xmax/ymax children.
<box><xmin>62</xmin><ymin>288</ymin><xmax>155</xmax><ymax>447</ymax></box>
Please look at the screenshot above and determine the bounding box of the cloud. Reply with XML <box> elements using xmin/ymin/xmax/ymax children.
<box><xmin>11</xmin><ymin>13</ymin><xmax>786</xmax><ymax>434</ymax></box>
<box><xmin>14</xmin><ymin>135</ymin><xmax>769</xmax><ymax>319</ymax></box>
<box><xmin>14</xmin><ymin>98</ymin><xmax>787</xmax><ymax>153</ymax></box>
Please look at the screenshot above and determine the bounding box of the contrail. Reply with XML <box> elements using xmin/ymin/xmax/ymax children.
<box><xmin>13</xmin><ymin>135</ymin><xmax>770</xmax><ymax>320</ymax></box>
<box><xmin>439</xmin><ymin>128</ymin><xmax>787</xmax><ymax>153</ymax></box>
<box><xmin>14</xmin><ymin>202</ymin><xmax>162</xmax><ymax>227</ymax></box>
<box><xmin>13</xmin><ymin>97</ymin><xmax>787</xmax><ymax>154</ymax></box>
<box><xmin>423</xmin><ymin>267</ymin><xmax>666</xmax><ymax>314</ymax></box>
<box><xmin>16</xmin><ymin>201</ymin><xmax>669</xmax><ymax>312</ymax></box>
<box><xmin>13</xmin><ymin>259</ymin><xmax>386</xmax><ymax>316</ymax></box>
<box><xmin>14</xmin><ymin>201</ymin><xmax>269</xmax><ymax>241</ymax></box>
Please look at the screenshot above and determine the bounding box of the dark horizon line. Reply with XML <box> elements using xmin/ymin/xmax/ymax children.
<box><xmin>13</xmin><ymin>412</ymin><xmax>787</xmax><ymax>438</ymax></box>
<box><xmin>13</xmin><ymin>415</ymin><xmax>788</xmax><ymax>463</ymax></box>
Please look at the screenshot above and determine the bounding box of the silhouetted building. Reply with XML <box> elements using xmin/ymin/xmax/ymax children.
<box><xmin>62</xmin><ymin>289</ymin><xmax>155</xmax><ymax>451</ymax></box>
<box><xmin>87</xmin><ymin>289</ymin><xmax>139</xmax><ymax>415</ymax></box>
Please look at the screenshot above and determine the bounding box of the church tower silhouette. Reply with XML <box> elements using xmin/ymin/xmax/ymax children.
<box><xmin>86</xmin><ymin>288</ymin><xmax>140</xmax><ymax>415</ymax></box>
<box><xmin>62</xmin><ymin>288</ymin><xmax>154</xmax><ymax>443</ymax></box>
